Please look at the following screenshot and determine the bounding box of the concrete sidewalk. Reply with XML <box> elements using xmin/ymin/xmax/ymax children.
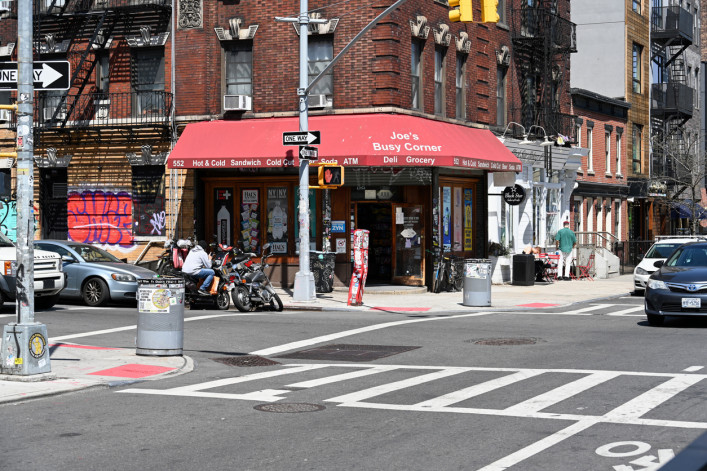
<box><xmin>0</xmin><ymin>274</ymin><xmax>635</xmax><ymax>404</ymax></box>
<box><xmin>281</xmin><ymin>274</ymin><xmax>636</xmax><ymax>312</ymax></box>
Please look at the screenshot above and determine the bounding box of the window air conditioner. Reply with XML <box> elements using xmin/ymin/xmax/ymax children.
<box><xmin>223</xmin><ymin>94</ymin><xmax>252</xmax><ymax>111</ymax></box>
<box><xmin>0</xmin><ymin>109</ymin><xmax>10</xmax><ymax>122</ymax></box>
<box><xmin>308</xmin><ymin>94</ymin><xmax>328</xmax><ymax>108</ymax></box>
<box><xmin>44</xmin><ymin>106</ymin><xmax>66</xmax><ymax>121</ymax></box>
<box><xmin>0</xmin><ymin>1</ymin><xmax>12</xmax><ymax>13</ymax></box>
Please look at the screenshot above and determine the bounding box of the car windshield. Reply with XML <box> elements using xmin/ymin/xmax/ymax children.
<box><xmin>645</xmin><ymin>243</ymin><xmax>683</xmax><ymax>258</ymax></box>
<box><xmin>0</xmin><ymin>231</ymin><xmax>14</xmax><ymax>248</ymax></box>
<box><xmin>665</xmin><ymin>246</ymin><xmax>707</xmax><ymax>267</ymax></box>
<box><xmin>71</xmin><ymin>244</ymin><xmax>122</xmax><ymax>263</ymax></box>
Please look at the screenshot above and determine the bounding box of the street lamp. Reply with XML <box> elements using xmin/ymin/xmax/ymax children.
<box><xmin>498</xmin><ymin>122</ymin><xmax>532</xmax><ymax>145</ymax></box>
<box><xmin>528</xmin><ymin>125</ymin><xmax>554</xmax><ymax>147</ymax></box>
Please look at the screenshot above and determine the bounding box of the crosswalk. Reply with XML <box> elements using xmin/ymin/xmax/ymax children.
<box><xmin>521</xmin><ymin>303</ymin><xmax>646</xmax><ymax>316</ymax></box>
<box><xmin>120</xmin><ymin>363</ymin><xmax>707</xmax><ymax>430</ymax></box>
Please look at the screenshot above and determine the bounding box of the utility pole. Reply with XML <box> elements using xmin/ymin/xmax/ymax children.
<box><xmin>1</xmin><ymin>0</ymin><xmax>51</xmax><ymax>376</ymax></box>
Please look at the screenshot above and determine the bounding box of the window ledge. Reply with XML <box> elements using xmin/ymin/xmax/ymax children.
<box><xmin>616</xmin><ymin>173</ymin><xmax>624</xmax><ymax>178</ymax></box>
<box><xmin>605</xmin><ymin>173</ymin><xmax>613</xmax><ymax>178</ymax></box>
<box><xmin>587</xmin><ymin>170</ymin><xmax>595</xmax><ymax>176</ymax></box>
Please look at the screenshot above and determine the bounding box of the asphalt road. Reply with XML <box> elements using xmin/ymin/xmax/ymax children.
<box><xmin>1</xmin><ymin>296</ymin><xmax>706</xmax><ymax>471</ymax></box>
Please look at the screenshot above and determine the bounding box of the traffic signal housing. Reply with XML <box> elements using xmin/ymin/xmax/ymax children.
<box><xmin>479</xmin><ymin>0</ymin><xmax>500</xmax><ymax>23</ymax></box>
<box><xmin>449</xmin><ymin>0</ymin><xmax>472</xmax><ymax>22</ymax></box>
<box><xmin>317</xmin><ymin>165</ymin><xmax>344</xmax><ymax>188</ymax></box>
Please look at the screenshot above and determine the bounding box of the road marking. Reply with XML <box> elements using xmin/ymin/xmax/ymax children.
<box><xmin>0</xmin><ymin>313</ymin><xmax>15</xmax><ymax>318</ymax></box>
<box><xmin>607</xmin><ymin>306</ymin><xmax>645</xmax><ymax>316</ymax></box>
<box><xmin>249</xmin><ymin>311</ymin><xmax>493</xmax><ymax>356</ymax></box>
<box><xmin>286</xmin><ymin>365</ymin><xmax>395</xmax><ymax>389</ymax></box>
<box><xmin>684</xmin><ymin>366</ymin><xmax>704</xmax><ymax>372</ymax></box>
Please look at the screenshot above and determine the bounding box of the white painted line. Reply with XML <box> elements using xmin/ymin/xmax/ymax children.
<box><xmin>607</xmin><ymin>306</ymin><xmax>645</xmax><ymax>316</ymax></box>
<box><xmin>475</xmin><ymin>419</ymin><xmax>599</xmax><ymax>471</ymax></box>
<box><xmin>0</xmin><ymin>314</ymin><xmax>15</xmax><ymax>318</ymax></box>
<box><xmin>604</xmin><ymin>375</ymin><xmax>705</xmax><ymax>420</ymax></box>
<box><xmin>414</xmin><ymin>370</ymin><xmax>544</xmax><ymax>408</ymax></box>
<box><xmin>503</xmin><ymin>371</ymin><xmax>621</xmax><ymax>414</ymax></box>
<box><xmin>119</xmin><ymin>388</ymin><xmax>293</xmax><ymax>402</ymax></box>
<box><xmin>573</xmin><ymin>304</ymin><xmax>619</xmax><ymax>313</ymax></box>
<box><xmin>684</xmin><ymin>366</ymin><xmax>704</xmax><ymax>372</ymax></box>
<box><xmin>250</xmin><ymin>312</ymin><xmax>493</xmax><ymax>356</ymax></box>
<box><xmin>286</xmin><ymin>365</ymin><xmax>395</xmax><ymax>389</ymax></box>
<box><xmin>325</xmin><ymin>367</ymin><xmax>470</xmax><ymax>404</ymax></box>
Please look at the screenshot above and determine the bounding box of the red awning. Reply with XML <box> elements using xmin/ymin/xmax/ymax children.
<box><xmin>167</xmin><ymin>113</ymin><xmax>521</xmax><ymax>172</ymax></box>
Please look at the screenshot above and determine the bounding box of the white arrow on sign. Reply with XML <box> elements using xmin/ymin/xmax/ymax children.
<box><xmin>35</xmin><ymin>62</ymin><xmax>63</xmax><ymax>88</ymax></box>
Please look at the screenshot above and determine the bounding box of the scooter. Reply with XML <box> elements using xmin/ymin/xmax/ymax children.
<box><xmin>156</xmin><ymin>237</ymin><xmax>193</xmax><ymax>277</ymax></box>
<box><xmin>231</xmin><ymin>243</ymin><xmax>283</xmax><ymax>312</ymax></box>
<box><xmin>183</xmin><ymin>245</ymin><xmax>235</xmax><ymax>310</ymax></box>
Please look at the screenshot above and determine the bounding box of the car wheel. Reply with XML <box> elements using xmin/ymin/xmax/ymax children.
<box><xmin>82</xmin><ymin>278</ymin><xmax>109</xmax><ymax>307</ymax></box>
<box><xmin>646</xmin><ymin>313</ymin><xmax>664</xmax><ymax>327</ymax></box>
<box><xmin>35</xmin><ymin>293</ymin><xmax>61</xmax><ymax>310</ymax></box>
<box><xmin>633</xmin><ymin>289</ymin><xmax>645</xmax><ymax>296</ymax></box>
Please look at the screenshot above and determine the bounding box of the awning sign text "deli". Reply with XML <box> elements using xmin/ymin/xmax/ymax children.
<box><xmin>373</xmin><ymin>131</ymin><xmax>441</xmax><ymax>165</ymax></box>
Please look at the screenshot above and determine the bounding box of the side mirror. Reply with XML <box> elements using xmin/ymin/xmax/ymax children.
<box><xmin>62</xmin><ymin>255</ymin><xmax>76</xmax><ymax>263</ymax></box>
<box><xmin>637</xmin><ymin>254</ymin><xmax>643</xmax><ymax>261</ymax></box>
<box><xmin>653</xmin><ymin>260</ymin><xmax>664</xmax><ymax>268</ymax></box>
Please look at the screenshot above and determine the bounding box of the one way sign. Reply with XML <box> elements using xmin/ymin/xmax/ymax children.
<box><xmin>283</xmin><ymin>131</ymin><xmax>321</xmax><ymax>146</ymax></box>
<box><xmin>0</xmin><ymin>61</ymin><xmax>71</xmax><ymax>91</ymax></box>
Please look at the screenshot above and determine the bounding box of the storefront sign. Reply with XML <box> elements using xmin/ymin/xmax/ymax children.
<box><xmin>331</xmin><ymin>220</ymin><xmax>345</xmax><ymax>233</ymax></box>
<box><xmin>336</xmin><ymin>238</ymin><xmax>346</xmax><ymax>254</ymax></box>
<box><xmin>240</xmin><ymin>188</ymin><xmax>260</xmax><ymax>252</ymax></box>
<box><xmin>503</xmin><ymin>185</ymin><xmax>526</xmax><ymax>206</ymax></box>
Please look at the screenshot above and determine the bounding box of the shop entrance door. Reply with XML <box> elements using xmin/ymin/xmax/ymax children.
<box><xmin>355</xmin><ymin>203</ymin><xmax>393</xmax><ymax>283</ymax></box>
<box><xmin>392</xmin><ymin>204</ymin><xmax>424</xmax><ymax>285</ymax></box>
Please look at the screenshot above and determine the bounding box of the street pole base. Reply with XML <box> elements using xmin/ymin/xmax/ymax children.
<box><xmin>293</xmin><ymin>271</ymin><xmax>316</xmax><ymax>302</ymax></box>
<box><xmin>1</xmin><ymin>323</ymin><xmax>52</xmax><ymax>376</ymax></box>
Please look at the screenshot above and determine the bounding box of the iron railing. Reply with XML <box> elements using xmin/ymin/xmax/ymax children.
<box><xmin>39</xmin><ymin>0</ymin><xmax>171</xmax><ymax>14</ymax></box>
<box><xmin>510</xmin><ymin>8</ymin><xmax>577</xmax><ymax>53</ymax></box>
<box><xmin>30</xmin><ymin>91</ymin><xmax>173</xmax><ymax>129</ymax></box>
<box><xmin>652</xmin><ymin>83</ymin><xmax>694</xmax><ymax>119</ymax></box>
<box><xmin>651</xmin><ymin>6</ymin><xmax>694</xmax><ymax>44</ymax></box>
<box><xmin>509</xmin><ymin>108</ymin><xmax>578</xmax><ymax>142</ymax></box>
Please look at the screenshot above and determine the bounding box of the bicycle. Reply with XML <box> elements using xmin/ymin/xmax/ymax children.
<box><xmin>427</xmin><ymin>249</ymin><xmax>463</xmax><ymax>293</ymax></box>
<box><xmin>427</xmin><ymin>248</ymin><xmax>446</xmax><ymax>293</ymax></box>
<box><xmin>446</xmin><ymin>254</ymin><xmax>464</xmax><ymax>292</ymax></box>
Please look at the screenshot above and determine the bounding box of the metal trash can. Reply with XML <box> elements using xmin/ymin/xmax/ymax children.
<box><xmin>463</xmin><ymin>259</ymin><xmax>492</xmax><ymax>307</ymax></box>
<box><xmin>136</xmin><ymin>278</ymin><xmax>185</xmax><ymax>356</ymax></box>
<box><xmin>512</xmin><ymin>254</ymin><xmax>535</xmax><ymax>286</ymax></box>
<box><xmin>310</xmin><ymin>251</ymin><xmax>336</xmax><ymax>293</ymax></box>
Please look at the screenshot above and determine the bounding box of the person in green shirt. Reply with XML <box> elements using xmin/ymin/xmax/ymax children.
<box><xmin>555</xmin><ymin>220</ymin><xmax>577</xmax><ymax>280</ymax></box>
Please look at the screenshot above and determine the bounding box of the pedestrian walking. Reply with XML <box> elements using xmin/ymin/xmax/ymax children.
<box><xmin>555</xmin><ymin>220</ymin><xmax>577</xmax><ymax>280</ymax></box>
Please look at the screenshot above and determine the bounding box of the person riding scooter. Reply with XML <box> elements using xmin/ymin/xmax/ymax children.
<box><xmin>182</xmin><ymin>240</ymin><xmax>214</xmax><ymax>295</ymax></box>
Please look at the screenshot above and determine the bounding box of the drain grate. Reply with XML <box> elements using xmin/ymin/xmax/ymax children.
<box><xmin>276</xmin><ymin>344</ymin><xmax>420</xmax><ymax>362</ymax></box>
<box><xmin>254</xmin><ymin>403</ymin><xmax>326</xmax><ymax>413</ymax></box>
<box><xmin>211</xmin><ymin>355</ymin><xmax>281</xmax><ymax>367</ymax></box>
<box><xmin>468</xmin><ymin>338</ymin><xmax>541</xmax><ymax>346</ymax></box>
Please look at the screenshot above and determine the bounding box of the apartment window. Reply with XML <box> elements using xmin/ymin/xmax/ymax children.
<box><xmin>605</xmin><ymin>131</ymin><xmax>611</xmax><ymax>174</ymax></box>
<box><xmin>496</xmin><ymin>66</ymin><xmax>507</xmax><ymax>126</ymax></box>
<box><xmin>411</xmin><ymin>40</ymin><xmax>422</xmax><ymax>110</ymax></box>
<box><xmin>434</xmin><ymin>47</ymin><xmax>445</xmax><ymax>117</ymax></box>
<box><xmin>95</xmin><ymin>51</ymin><xmax>110</xmax><ymax>94</ymax></box>
<box><xmin>308</xmin><ymin>37</ymin><xmax>333</xmax><ymax>100</ymax></box>
<box><xmin>132</xmin><ymin>165</ymin><xmax>166</xmax><ymax>237</ymax></box>
<box><xmin>587</xmin><ymin>124</ymin><xmax>594</xmax><ymax>172</ymax></box>
<box><xmin>632</xmin><ymin>124</ymin><xmax>642</xmax><ymax>173</ymax></box>
<box><xmin>498</xmin><ymin>0</ymin><xmax>507</xmax><ymax>24</ymax></box>
<box><xmin>456</xmin><ymin>54</ymin><xmax>466</xmax><ymax>120</ymax></box>
<box><xmin>575</xmin><ymin>123</ymin><xmax>582</xmax><ymax>171</ymax></box>
<box><xmin>633</xmin><ymin>0</ymin><xmax>641</xmax><ymax>14</ymax></box>
<box><xmin>225</xmin><ymin>41</ymin><xmax>253</xmax><ymax>96</ymax></box>
<box><xmin>132</xmin><ymin>48</ymin><xmax>166</xmax><ymax>116</ymax></box>
<box><xmin>616</xmin><ymin>132</ymin><xmax>622</xmax><ymax>176</ymax></box>
<box><xmin>632</xmin><ymin>43</ymin><xmax>643</xmax><ymax>93</ymax></box>
<box><xmin>614</xmin><ymin>200</ymin><xmax>621</xmax><ymax>240</ymax></box>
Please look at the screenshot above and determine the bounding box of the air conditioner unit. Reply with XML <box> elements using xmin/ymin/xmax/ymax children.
<box><xmin>0</xmin><ymin>1</ymin><xmax>12</xmax><ymax>13</ymax></box>
<box><xmin>44</xmin><ymin>106</ymin><xmax>66</xmax><ymax>121</ymax></box>
<box><xmin>0</xmin><ymin>109</ymin><xmax>10</xmax><ymax>122</ymax></box>
<box><xmin>94</xmin><ymin>99</ymin><xmax>110</xmax><ymax>119</ymax></box>
<box><xmin>223</xmin><ymin>94</ymin><xmax>252</xmax><ymax>111</ymax></box>
<box><xmin>308</xmin><ymin>94</ymin><xmax>328</xmax><ymax>108</ymax></box>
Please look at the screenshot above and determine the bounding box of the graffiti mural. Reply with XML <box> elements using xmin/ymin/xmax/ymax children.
<box><xmin>0</xmin><ymin>200</ymin><xmax>39</xmax><ymax>242</ymax></box>
<box><xmin>67</xmin><ymin>190</ymin><xmax>134</xmax><ymax>247</ymax></box>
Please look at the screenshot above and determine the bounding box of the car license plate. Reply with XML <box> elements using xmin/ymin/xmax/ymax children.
<box><xmin>682</xmin><ymin>298</ymin><xmax>701</xmax><ymax>308</ymax></box>
<box><xmin>43</xmin><ymin>279</ymin><xmax>55</xmax><ymax>289</ymax></box>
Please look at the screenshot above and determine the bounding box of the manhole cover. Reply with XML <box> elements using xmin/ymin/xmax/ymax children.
<box><xmin>211</xmin><ymin>355</ymin><xmax>280</xmax><ymax>367</ymax></box>
<box><xmin>275</xmin><ymin>344</ymin><xmax>420</xmax><ymax>362</ymax></box>
<box><xmin>468</xmin><ymin>338</ymin><xmax>540</xmax><ymax>346</ymax></box>
<box><xmin>254</xmin><ymin>403</ymin><xmax>326</xmax><ymax>413</ymax></box>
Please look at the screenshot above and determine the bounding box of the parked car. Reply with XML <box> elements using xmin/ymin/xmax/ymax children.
<box><xmin>633</xmin><ymin>237</ymin><xmax>705</xmax><ymax>293</ymax></box>
<box><xmin>644</xmin><ymin>241</ymin><xmax>707</xmax><ymax>326</ymax></box>
<box><xmin>33</xmin><ymin>240</ymin><xmax>158</xmax><ymax>306</ymax></box>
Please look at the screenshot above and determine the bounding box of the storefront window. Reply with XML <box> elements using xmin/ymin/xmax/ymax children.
<box><xmin>267</xmin><ymin>187</ymin><xmax>288</xmax><ymax>254</ymax></box>
<box><xmin>464</xmin><ymin>189</ymin><xmax>473</xmax><ymax>250</ymax></box>
<box><xmin>240</xmin><ymin>188</ymin><xmax>260</xmax><ymax>253</ymax></box>
<box><xmin>442</xmin><ymin>186</ymin><xmax>452</xmax><ymax>251</ymax></box>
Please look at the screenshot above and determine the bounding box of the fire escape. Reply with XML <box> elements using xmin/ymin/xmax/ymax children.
<box><xmin>509</xmin><ymin>0</ymin><xmax>577</xmax><ymax>141</ymax></box>
<box><xmin>650</xmin><ymin>4</ymin><xmax>694</xmax><ymax>182</ymax></box>
<box><xmin>8</xmin><ymin>0</ymin><xmax>173</xmax><ymax>146</ymax></box>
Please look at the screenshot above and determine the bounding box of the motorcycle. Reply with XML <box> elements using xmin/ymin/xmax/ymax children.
<box><xmin>231</xmin><ymin>243</ymin><xmax>284</xmax><ymax>312</ymax></box>
<box><xmin>156</xmin><ymin>237</ymin><xmax>193</xmax><ymax>277</ymax></box>
<box><xmin>183</xmin><ymin>246</ymin><xmax>235</xmax><ymax>310</ymax></box>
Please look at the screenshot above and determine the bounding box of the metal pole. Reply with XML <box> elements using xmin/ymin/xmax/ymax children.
<box><xmin>292</xmin><ymin>2</ymin><xmax>315</xmax><ymax>301</ymax></box>
<box><xmin>1</xmin><ymin>0</ymin><xmax>52</xmax><ymax>375</ymax></box>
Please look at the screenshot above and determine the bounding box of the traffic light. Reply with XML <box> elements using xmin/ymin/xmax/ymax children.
<box><xmin>479</xmin><ymin>0</ymin><xmax>500</xmax><ymax>23</ymax></box>
<box><xmin>449</xmin><ymin>0</ymin><xmax>472</xmax><ymax>22</ymax></box>
<box><xmin>318</xmin><ymin>165</ymin><xmax>344</xmax><ymax>187</ymax></box>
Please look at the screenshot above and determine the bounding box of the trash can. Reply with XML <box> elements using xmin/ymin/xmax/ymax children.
<box><xmin>136</xmin><ymin>278</ymin><xmax>185</xmax><ymax>356</ymax></box>
<box><xmin>512</xmin><ymin>254</ymin><xmax>535</xmax><ymax>286</ymax></box>
<box><xmin>310</xmin><ymin>251</ymin><xmax>336</xmax><ymax>293</ymax></box>
<box><xmin>462</xmin><ymin>259</ymin><xmax>492</xmax><ymax>307</ymax></box>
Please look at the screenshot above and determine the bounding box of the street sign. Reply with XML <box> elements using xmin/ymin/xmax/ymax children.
<box><xmin>0</xmin><ymin>61</ymin><xmax>71</xmax><ymax>91</ymax></box>
<box><xmin>283</xmin><ymin>130</ymin><xmax>321</xmax><ymax>146</ymax></box>
<box><xmin>299</xmin><ymin>145</ymin><xmax>318</xmax><ymax>160</ymax></box>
